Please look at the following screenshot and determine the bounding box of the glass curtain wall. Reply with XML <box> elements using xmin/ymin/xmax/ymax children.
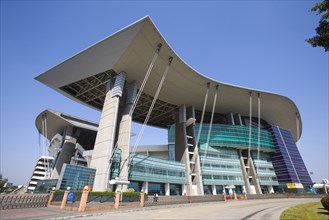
<box><xmin>148</xmin><ymin>182</ymin><xmax>165</xmax><ymax>195</ymax></box>
<box><xmin>269</xmin><ymin>126</ymin><xmax>312</xmax><ymax>187</ymax></box>
<box><xmin>57</xmin><ymin>164</ymin><xmax>96</xmax><ymax>190</ymax></box>
<box><xmin>129</xmin><ymin>154</ymin><xmax>186</xmax><ymax>184</ymax></box>
<box><xmin>251</xmin><ymin>151</ymin><xmax>279</xmax><ymax>187</ymax></box>
<box><xmin>169</xmin><ymin>124</ymin><xmax>275</xmax><ymax>152</ymax></box>
<box><xmin>199</xmin><ymin>145</ymin><xmax>244</xmax><ymax>186</ymax></box>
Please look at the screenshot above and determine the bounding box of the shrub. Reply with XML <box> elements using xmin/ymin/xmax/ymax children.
<box><xmin>127</xmin><ymin>188</ymin><xmax>135</xmax><ymax>192</ymax></box>
<box><xmin>321</xmin><ymin>195</ymin><xmax>329</xmax><ymax>212</ymax></box>
<box><xmin>89</xmin><ymin>191</ymin><xmax>115</xmax><ymax>197</ymax></box>
<box><xmin>54</xmin><ymin>190</ymin><xmax>81</xmax><ymax>195</ymax></box>
<box><xmin>53</xmin><ymin>190</ymin><xmax>143</xmax><ymax>197</ymax></box>
<box><xmin>122</xmin><ymin>191</ymin><xmax>141</xmax><ymax>197</ymax></box>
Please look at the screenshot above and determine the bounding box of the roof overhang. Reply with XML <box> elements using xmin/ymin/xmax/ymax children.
<box><xmin>36</xmin><ymin>109</ymin><xmax>98</xmax><ymax>139</ymax></box>
<box><xmin>35</xmin><ymin>16</ymin><xmax>302</xmax><ymax>142</ymax></box>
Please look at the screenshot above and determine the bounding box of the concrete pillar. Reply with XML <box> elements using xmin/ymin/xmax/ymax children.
<box><xmin>234</xmin><ymin>114</ymin><xmax>243</xmax><ymax>126</ymax></box>
<box><xmin>140</xmin><ymin>193</ymin><xmax>145</xmax><ymax>207</ymax></box>
<box><xmin>47</xmin><ymin>191</ymin><xmax>55</xmax><ymax>207</ymax></box>
<box><xmin>182</xmin><ymin>184</ymin><xmax>187</xmax><ymax>196</ymax></box>
<box><xmin>212</xmin><ymin>185</ymin><xmax>217</xmax><ymax>195</ymax></box>
<box><xmin>248</xmin><ymin>157</ymin><xmax>262</xmax><ymax>194</ymax></box>
<box><xmin>82</xmin><ymin>150</ymin><xmax>93</xmax><ymax>168</ymax></box>
<box><xmin>174</xmin><ymin>105</ymin><xmax>192</xmax><ymax>195</ymax></box>
<box><xmin>117</xmin><ymin>82</ymin><xmax>137</xmax><ymax>191</ymax></box>
<box><xmin>238</xmin><ymin>150</ymin><xmax>251</xmax><ymax>194</ymax></box>
<box><xmin>51</xmin><ymin>126</ymin><xmax>78</xmax><ymax>179</ymax></box>
<box><xmin>114</xmin><ymin>192</ymin><xmax>120</xmax><ymax>208</ymax></box>
<box><xmin>78</xmin><ymin>191</ymin><xmax>89</xmax><ymax>212</ymax></box>
<box><xmin>268</xmin><ymin>185</ymin><xmax>274</xmax><ymax>193</ymax></box>
<box><xmin>233</xmin><ymin>191</ymin><xmax>237</xmax><ymax>200</ymax></box>
<box><xmin>142</xmin><ymin>181</ymin><xmax>148</xmax><ymax>194</ymax></box>
<box><xmin>60</xmin><ymin>190</ymin><xmax>69</xmax><ymax>209</ymax></box>
<box><xmin>186</xmin><ymin>106</ymin><xmax>204</xmax><ymax>196</ymax></box>
<box><xmin>174</xmin><ymin>105</ymin><xmax>187</xmax><ymax>162</ymax></box>
<box><xmin>165</xmin><ymin>183</ymin><xmax>170</xmax><ymax>196</ymax></box>
<box><xmin>90</xmin><ymin>72</ymin><xmax>126</xmax><ymax>192</ymax></box>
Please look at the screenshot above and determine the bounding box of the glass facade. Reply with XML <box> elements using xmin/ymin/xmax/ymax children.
<box><xmin>170</xmin><ymin>184</ymin><xmax>182</xmax><ymax>196</ymax></box>
<box><xmin>110</xmin><ymin>149</ymin><xmax>122</xmax><ymax>180</ymax></box>
<box><xmin>129</xmin><ymin>154</ymin><xmax>186</xmax><ymax>184</ymax></box>
<box><xmin>199</xmin><ymin>145</ymin><xmax>244</xmax><ymax>186</ymax></box>
<box><xmin>203</xmin><ymin>185</ymin><xmax>213</xmax><ymax>195</ymax></box>
<box><xmin>128</xmin><ymin>181</ymin><xmax>143</xmax><ymax>192</ymax></box>
<box><xmin>251</xmin><ymin>151</ymin><xmax>279</xmax><ymax>186</ymax></box>
<box><xmin>57</xmin><ymin>164</ymin><xmax>96</xmax><ymax>190</ymax></box>
<box><xmin>215</xmin><ymin>185</ymin><xmax>223</xmax><ymax>194</ymax></box>
<box><xmin>235</xmin><ymin>185</ymin><xmax>242</xmax><ymax>194</ymax></box>
<box><xmin>148</xmin><ymin>182</ymin><xmax>165</xmax><ymax>195</ymax></box>
<box><xmin>34</xmin><ymin>179</ymin><xmax>58</xmax><ymax>193</ymax></box>
<box><xmin>169</xmin><ymin>123</ymin><xmax>275</xmax><ymax>152</ymax></box>
<box><xmin>269</xmin><ymin>126</ymin><xmax>312</xmax><ymax>186</ymax></box>
<box><xmin>103</xmin><ymin>122</ymin><xmax>310</xmax><ymax>195</ymax></box>
<box><xmin>168</xmin><ymin>144</ymin><xmax>175</xmax><ymax>161</ymax></box>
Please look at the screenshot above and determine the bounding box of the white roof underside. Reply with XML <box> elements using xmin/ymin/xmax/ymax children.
<box><xmin>35</xmin><ymin>16</ymin><xmax>302</xmax><ymax>142</ymax></box>
<box><xmin>36</xmin><ymin>109</ymin><xmax>98</xmax><ymax>139</ymax></box>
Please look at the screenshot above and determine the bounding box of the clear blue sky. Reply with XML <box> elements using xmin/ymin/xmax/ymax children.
<box><xmin>1</xmin><ymin>1</ymin><xmax>328</xmax><ymax>186</ymax></box>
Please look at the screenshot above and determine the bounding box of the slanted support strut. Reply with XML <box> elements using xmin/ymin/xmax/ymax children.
<box><xmin>201</xmin><ymin>85</ymin><xmax>219</xmax><ymax>173</ymax></box>
<box><xmin>196</xmin><ymin>82</ymin><xmax>210</xmax><ymax>147</ymax></box>
<box><xmin>128</xmin><ymin>56</ymin><xmax>174</xmax><ymax>169</ymax></box>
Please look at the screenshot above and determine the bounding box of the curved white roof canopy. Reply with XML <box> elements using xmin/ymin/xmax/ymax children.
<box><xmin>36</xmin><ymin>109</ymin><xmax>98</xmax><ymax>139</ymax></box>
<box><xmin>35</xmin><ymin>16</ymin><xmax>302</xmax><ymax>142</ymax></box>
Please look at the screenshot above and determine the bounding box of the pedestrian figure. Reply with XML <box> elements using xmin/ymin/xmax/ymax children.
<box><xmin>153</xmin><ymin>193</ymin><xmax>159</xmax><ymax>203</ymax></box>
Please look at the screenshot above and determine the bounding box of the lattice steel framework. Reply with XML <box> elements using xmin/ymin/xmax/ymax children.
<box><xmin>60</xmin><ymin>69</ymin><xmax>177</xmax><ymax>128</ymax></box>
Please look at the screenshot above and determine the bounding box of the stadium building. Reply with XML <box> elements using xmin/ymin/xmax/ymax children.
<box><xmin>34</xmin><ymin>16</ymin><xmax>312</xmax><ymax>195</ymax></box>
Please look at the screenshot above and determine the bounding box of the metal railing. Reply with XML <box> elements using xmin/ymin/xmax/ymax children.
<box><xmin>0</xmin><ymin>194</ymin><xmax>49</xmax><ymax>210</ymax></box>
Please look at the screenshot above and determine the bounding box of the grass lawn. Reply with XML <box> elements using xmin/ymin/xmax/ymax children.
<box><xmin>280</xmin><ymin>202</ymin><xmax>329</xmax><ymax>220</ymax></box>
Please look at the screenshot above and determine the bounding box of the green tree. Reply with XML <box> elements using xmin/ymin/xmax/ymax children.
<box><xmin>0</xmin><ymin>174</ymin><xmax>17</xmax><ymax>193</ymax></box>
<box><xmin>4</xmin><ymin>186</ymin><xmax>18</xmax><ymax>193</ymax></box>
<box><xmin>0</xmin><ymin>174</ymin><xmax>8</xmax><ymax>193</ymax></box>
<box><xmin>306</xmin><ymin>0</ymin><xmax>329</xmax><ymax>51</ymax></box>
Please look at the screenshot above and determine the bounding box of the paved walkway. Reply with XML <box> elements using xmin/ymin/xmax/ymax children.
<box><xmin>0</xmin><ymin>198</ymin><xmax>320</xmax><ymax>220</ymax></box>
<box><xmin>0</xmin><ymin>207</ymin><xmax>75</xmax><ymax>219</ymax></box>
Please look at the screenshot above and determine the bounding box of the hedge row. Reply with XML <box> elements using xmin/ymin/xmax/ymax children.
<box><xmin>53</xmin><ymin>190</ymin><xmax>145</xmax><ymax>197</ymax></box>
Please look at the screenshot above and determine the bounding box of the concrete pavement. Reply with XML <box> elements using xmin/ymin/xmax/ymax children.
<box><xmin>0</xmin><ymin>198</ymin><xmax>320</xmax><ymax>220</ymax></box>
<box><xmin>79</xmin><ymin>198</ymin><xmax>320</xmax><ymax>220</ymax></box>
<box><xmin>0</xmin><ymin>207</ymin><xmax>75</xmax><ymax>220</ymax></box>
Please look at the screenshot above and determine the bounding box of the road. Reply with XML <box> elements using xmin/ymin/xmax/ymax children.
<box><xmin>78</xmin><ymin>198</ymin><xmax>319</xmax><ymax>219</ymax></box>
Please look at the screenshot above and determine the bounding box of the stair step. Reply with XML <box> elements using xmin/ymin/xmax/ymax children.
<box><xmin>187</xmin><ymin>135</ymin><xmax>193</xmax><ymax>139</ymax></box>
<box><xmin>187</xmin><ymin>143</ymin><xmax>194</xmax><ymax>147</ymax></box>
